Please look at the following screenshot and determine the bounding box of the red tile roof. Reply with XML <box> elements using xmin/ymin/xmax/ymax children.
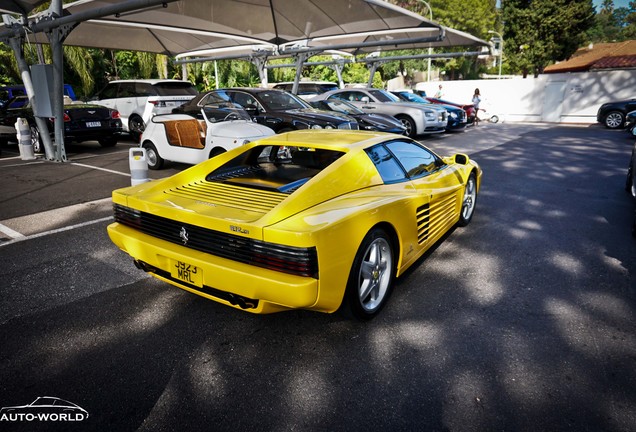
<box><xmin>544</xmin><ymin>40</ymin><xmax>636</xmax><ymax>73</ymax></box>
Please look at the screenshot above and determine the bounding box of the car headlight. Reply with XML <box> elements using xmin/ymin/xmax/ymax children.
<box><xmin>425</xmin><ymin>111</ymin><xmax>436</xmax><ymax>120</ymax></box>
<box><xmin>450</xmin><ymin>112</ymin><xmax>458</xmax><ymax>119</ymax></box>
<box><xmin>311</xmin><ymin>124</ymin><xmax>323</xmax><ymax>129</ymax></box>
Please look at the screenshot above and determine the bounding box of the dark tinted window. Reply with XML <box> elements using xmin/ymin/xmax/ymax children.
<box><xmin>366</xmin><ymin>144</ymin><xmax>406</xmax><ymax>183</ymax></box>
<box><xmin>135</xmin><ymin>83</ymin><xmax>156</xmax><ymax>97</ymax></box>
<box><xmin>329</xmin><ymin>91</ymin><xmax>367</xmax><ymax>102</ymax></box>
<box><xmin>206</xmin><ymin>145</ymin><xmax>344</xmax><ymax>193</ymax></box>
<box><xmin>154</xmin><ymin>82</ymin><xmax>198</xmax><ymax>96</ymax></box>
<box><xmin>117</xmin><ymin>83</ymin><xmax>136</xmax><ymax>98</ymax></box>
<box><xmin>99</xmin><ymin>83</ymin><xmax>118</xmax><ymax>99</ymax></box>
<box><xmin>386</xmin><ymin>141</ymin><xmax>441</xmax><ymax>178</ymax></box>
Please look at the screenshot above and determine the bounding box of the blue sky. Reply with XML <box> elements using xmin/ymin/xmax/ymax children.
<box><xmin>593</xmin><ymin>0</ymin><xmax>631</xmax><ymax>9</ymax></box>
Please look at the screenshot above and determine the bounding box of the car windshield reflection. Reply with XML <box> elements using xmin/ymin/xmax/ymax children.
<box><xmin>202</xmin><ymin>103</ymin><xmax>253</xmax><ymax>122</ymax></box>
<box><xmin>258</xmin><ymin>91</ymin><xmax>309</xmax><ymax>110</ymax></box>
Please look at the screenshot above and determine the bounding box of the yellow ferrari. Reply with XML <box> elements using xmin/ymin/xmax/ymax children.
<box><xmin>108</xmin><ymin>130</ymin><xmax>482</xmax><ymax>319</ymax></box>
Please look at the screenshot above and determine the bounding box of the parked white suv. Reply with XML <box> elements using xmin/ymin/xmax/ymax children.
<box><xmin>92</xmin><ymin>79</ymin><xmax>198</xmax><ymax>138</ymax></box>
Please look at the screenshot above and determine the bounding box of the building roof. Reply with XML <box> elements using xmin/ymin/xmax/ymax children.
<box><xmin>544</xmin><ymin>40</ymin><xmax>636</xmax><ymax>73</ymax></box>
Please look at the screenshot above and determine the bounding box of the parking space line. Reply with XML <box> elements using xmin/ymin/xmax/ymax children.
<box><xmin>0</xmin><ymin>216</ymin><xmax>113</xmax><ymax>247</ymax></box>
<box><xmin>0</xmin><ymin>223</ymin><xmax>25</xmax><ymax>239</ymax></box>
<box><xmin>70</xmin><ymin>162</ymin><xmax>131</xmax><ymax>177</ymax></box>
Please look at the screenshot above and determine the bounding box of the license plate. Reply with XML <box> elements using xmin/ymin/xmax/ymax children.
<box><xmin>86</xmin><ymin>121</ymin><xmax>101</xmax><ymax>127</ymax></box>
<box><xmin>170</xmin><ymin>260</ymin><xmax>203</xmax><ymax>287</ymax></box>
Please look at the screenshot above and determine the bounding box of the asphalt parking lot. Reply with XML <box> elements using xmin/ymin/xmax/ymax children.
<box><xmin>0</xmin><ymin>124</ymin><xmax>635</xmax><ymax>432</ymax></box>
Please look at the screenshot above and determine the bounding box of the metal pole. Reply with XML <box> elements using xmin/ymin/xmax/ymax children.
<box><xmin>419</xmin><ymin>1</ymin><xmax>433</xmax><ymax>82</ymax></box>
<box><xmin>7</xmin><ymin>37</ymin><xmax>55</xmax><ymax>160</ymax></box>
<box><xmin>488</xmin><ymin>30</ymin><xmax>503</xmax><ymax>78</ymax></box>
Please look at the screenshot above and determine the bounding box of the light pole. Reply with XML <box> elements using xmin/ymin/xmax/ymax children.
<box><xmin>420</xmin><ymin>0</ymin><xmax>433</xmax><ymax>82</ymax></box>
<box><xmin>488</xmin><ymin>30</ymin><xmax>503</xmax><ymax>78</ymax></box>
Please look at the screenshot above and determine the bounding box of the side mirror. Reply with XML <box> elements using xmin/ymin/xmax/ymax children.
<box><xmin>454</xmin><ymin>153</ymin><xmax>469</xmax><ymax>165</ymax></box>
<box><xmin>244</xmin><ymin>106</ymin><xmax>259</xmax><ymax>115</ymax></box>
<box><xmin>361</xmin><ymin>96</ymin><xmax>370</xmax><ymax>103</ymax></box>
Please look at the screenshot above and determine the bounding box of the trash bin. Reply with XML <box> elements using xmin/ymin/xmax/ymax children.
<box><xmin>129</xmin><ymin>147</ymin><xmax>150</xmax><ymax>186</ymax></box>
<box><xmin>15</xmin><ymin>118</ymin><xmax>36</xmax><ymax>160</ymax></box>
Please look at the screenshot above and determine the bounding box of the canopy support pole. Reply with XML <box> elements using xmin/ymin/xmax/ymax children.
<box><xmin>7</xmin><ymin>36</ymin><xmax>56</xmax><ymax>160</ymax></box>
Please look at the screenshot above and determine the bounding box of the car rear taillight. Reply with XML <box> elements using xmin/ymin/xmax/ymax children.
<box><xmin>149</xmin><ymin>101</ymin><xmax>167</xmax><ymax>107</ymax></box>
<box><xmin>49</xmin><ymin>113</ymin><xmax>71</xmax><ymax>122</ymax></box>
<box><xmin>111</xmin><ymin>110</ymin><xmax>121</xmax><ymax>119</ymax></box>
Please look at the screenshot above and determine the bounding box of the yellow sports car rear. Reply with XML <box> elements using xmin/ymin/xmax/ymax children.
<box><xmin>108</xmin><ymin>130</ymin><xmax>481</xmax><ymax>319</ymax></box>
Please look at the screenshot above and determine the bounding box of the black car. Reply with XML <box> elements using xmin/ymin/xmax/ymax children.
<box><xmin>309</xmin><ymin>99</ymin><xmax>406</xmax><ymax>134</ymax></box>
<box><xmin>627</xmin><ymin>137</ymin><xmax>636</xmax><ymax>237</ymax></box>
<box><xmin>0</xmin><ymin>96</ymin><xmax>123</xmax><ymax>152</ymax></box>
<box><xmin>391</xmin><ymin>90</ymin><xmax>468</xmax><ymax>131</ymax></box>
<box><xmin>173</xmin><ymin>88</ymin><xmax>358</xmax><ymax>133</ymax></box>
<box><xmin>597</xmin><ymin>98</ymin><xmax>636</xmax><ymax>129</ymax></box>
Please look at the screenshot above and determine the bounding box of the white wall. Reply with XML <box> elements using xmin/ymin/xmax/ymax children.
<box><xmin>388</xmin><ymin>69</ymin><xmax>636</xmax><ymax>124</ymax></box>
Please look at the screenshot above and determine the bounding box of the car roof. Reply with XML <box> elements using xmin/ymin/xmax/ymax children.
<box><xmin>108</xmin><ymin>79</ymin><xmax>193</xmax><ymax>85</ymax></box>
<box><xmin>254</xmin><ymin>129</ymin><xmax>401</xmax><ymax>152</ymax></box>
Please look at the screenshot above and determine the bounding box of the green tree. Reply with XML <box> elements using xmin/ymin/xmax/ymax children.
<box><xmin>503</xmin><ymin>0</ymin><xmax>595</xmax><ymax>77</ymax></box>
<box><xmin>389</xmin><ymin>0</ymin><xmax>498</xmax><ymax>80</ymax></box>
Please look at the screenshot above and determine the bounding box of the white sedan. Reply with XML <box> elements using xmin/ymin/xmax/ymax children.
<box><xmin>140</xmin><ymin>104</ymin><xmax>275</xmax><ymax>169</ymax></box>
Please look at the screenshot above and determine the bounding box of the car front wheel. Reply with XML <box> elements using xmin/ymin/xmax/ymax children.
<box><xmin>604</xmin><ymin>111</ymin><xmax>625</xmax><ymax>129</ymax></box>
<box><xmin>458</xmin><ymin>173</ymin><xmax>477</xmax><ymax>227</ymax></box>
<box><xmin>396</xmin><ymin>115</ymin><xmax>416</xmax><ymax>138</ymax></box>
<box><xmin>343</xmin><ymin>228</ymin><xmax>395</xmax><ymax>320</ymax></box>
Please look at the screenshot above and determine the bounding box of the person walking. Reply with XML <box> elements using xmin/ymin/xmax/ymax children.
<box><xmin>471</xmin><ymin>88</ymin><xmax>481</xmax><ymax>126</ymax></box>
<box><xmin>434</xmin><ymin>84</ymin><xmax>443</xmax><ymax>98</ymax></box>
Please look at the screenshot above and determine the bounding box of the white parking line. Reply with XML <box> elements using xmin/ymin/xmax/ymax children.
<box><xmin>0</xmin><ymin>216</ymin><xmax>114</xmax><ymax>247</ymax></box>
<box><xmin>0</xmin><ymin>223</ymin><xmax>25</xmax><ymax>239</ymax></box>
<box><xmin>70</xmin><ymin>162</ymin><xmax>131</xmax><ymax>177</ymax></box>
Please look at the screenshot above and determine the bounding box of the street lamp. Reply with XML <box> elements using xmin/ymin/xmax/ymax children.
<box><xmin>488</xmin><ymin>30</ymin><xmax>504</xmax><ymax>78</ymax></box>
<box><xmin>420</xmin><ymin>0</ymin><xmax>433</xmax><ymax>82</ymax></box>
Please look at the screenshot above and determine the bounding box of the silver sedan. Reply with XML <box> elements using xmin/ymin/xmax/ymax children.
<box><xmin>311</xmin><ymin>88</ymin><xmax>447</xmax><ymax>138</ymax></box>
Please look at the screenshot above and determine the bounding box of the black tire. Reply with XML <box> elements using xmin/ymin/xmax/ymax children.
<box><xmin>98</xmin><ymin>136</ymin><xmax>118</xmax><ymax>147</ymax></box>
<box><xmin>458</xmin><ymin>172</ymin><xmax>477</xmax><ymax>227</ymax></box>
<box><xmin>209</xmin><ymin>147</ymin><xmax>225</xmax><ymax>158</ymax></box>
<box><xmin>396</xmin><ymin>115</ymin><xmax>416</xmax><ymax>138</ymax></box>
<box><xmin>604</xmin><ymin>111</ymin><xmax>625</xmax><ymax>129</ymax></box>
<box><xmin>129</xmin><ymin>115</ymin><xmax>145</xmax><ymax>141</ymax></box>
<box><xmin>142</xmin><ymin>142</ymin><xmax>163</xmax><ymax>170</ymax></box>
<box><xmin>489</xmin><ymin>115</ymin><xmax>499</xmax><ymax>124</ymax></box>
<box><xmin>30</xmin><ymin>124</ymin><xmax>43</xmax><ymax>153</ymax></box>
<box><xmin>342</xmin><ymin>228</ymin><xmax>395</xmax><ymax>320</ymax></box>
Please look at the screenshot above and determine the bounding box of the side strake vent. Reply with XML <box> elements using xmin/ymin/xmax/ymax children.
<box><xmin>416</xmin><ymin>203</ymin><xmax>430</xmax><ymax>244</ymax></box>
<box><xmin>165</xmin><ymin>180</ymin><xmax>287</xmax><ymax>213</ymax></box>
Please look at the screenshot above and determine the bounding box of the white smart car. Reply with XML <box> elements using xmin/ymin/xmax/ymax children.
<box><xmin>140</xmin><ymin>103</ymin><xmax>275</xmax><ymax>169</ymax></box>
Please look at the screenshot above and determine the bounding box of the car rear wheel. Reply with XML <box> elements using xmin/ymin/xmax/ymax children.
<box><xmin>98</xmin><ymin>136</ymin><xmax>118</xmax><ymax>147</ymax></box>
<box><xmin>489</xmin><ymin>115</ymin><xmax>499</xmax><ymax>123</ymax></box>
<box><xmin>343</xmin><ymin>228</ymin><xmax>395</xmax><ymax>320</ymax></box>
<box><xmin>129</xmin><ymin>115</ymin><xmax>145</xmax><ymax>141</ymax></box>
<box><xmin>458</xmin><ymin>173</ymin><xmax>477</xmax><ymax>227</ymax></box>
<box><xmin>604</xmin><ymin>111</ymin><xmax>625</xmax><ymax>129</ymax></box>
<box><xmin>396</xmin><ymin>115</ymin><xmax>416</xmax><ymax>138</ymax></box>
<box><xmin>143</xmin><ymin>142</ymin><xmax>163</xmax><ymax>170</ymax></box>
<box><xmin>30</xmin><ymin>125</ymin><xmax>42</xmax><ymax>153</ymax></box>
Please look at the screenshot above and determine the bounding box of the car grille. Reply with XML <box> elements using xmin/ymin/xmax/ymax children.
<box><xmin>113</xmin><ymin>204</ymin><xmax>318</xmax><ymax>278</ymax></box>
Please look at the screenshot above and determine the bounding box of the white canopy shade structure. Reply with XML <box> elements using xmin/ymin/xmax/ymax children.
<box><xmin>0</xmin><ymin>0</ymin><xmax>490</xmax><ymax>161</ymax></box>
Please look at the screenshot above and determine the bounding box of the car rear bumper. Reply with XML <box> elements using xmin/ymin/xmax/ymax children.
<box><xmin>107</xmin><ymin>223</ymin><xmax>319</xmax><ymax>313</ymax></box>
